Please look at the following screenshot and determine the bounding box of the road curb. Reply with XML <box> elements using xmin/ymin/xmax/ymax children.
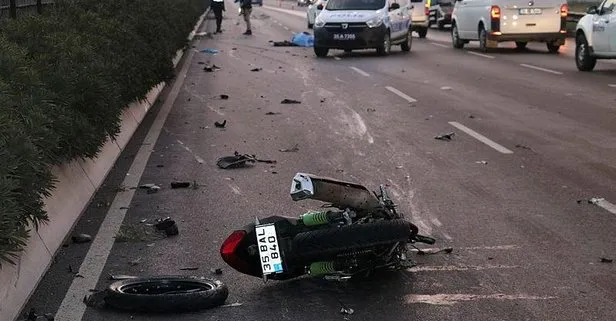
<box><xmin>0</xmin><ymin>10</ymin><xmax>208</xmax><ymax>321</ymax></box>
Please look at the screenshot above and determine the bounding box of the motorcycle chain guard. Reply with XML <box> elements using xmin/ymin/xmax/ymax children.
<box><xmin>290</xmin><ymin>173</ymin><xmax>382</xmax><ymax>212</ymax></box>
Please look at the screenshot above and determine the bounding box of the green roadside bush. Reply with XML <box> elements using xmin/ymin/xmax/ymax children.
<box><xmin>0</xmin><ymin>0</ymin><xmax>207</xmax><ymax>267</ymax></box>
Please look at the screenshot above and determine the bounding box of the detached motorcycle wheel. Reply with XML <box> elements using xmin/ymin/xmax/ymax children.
<box><xmin>292</xmin><ymin>219</ymin><xmax>415</xmax><ymax>261</ymax></box>
<box><xmin>104</xmin><ymin>276</ymin><xmax>228</xmax><ymax>313</ymax></box>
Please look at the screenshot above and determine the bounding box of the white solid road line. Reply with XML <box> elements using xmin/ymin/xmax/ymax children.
<box><xmin>467</xmin><ymin>51</ymin><xmax>495</xmax><ymax>59</ymax></box>
<box><xmin>608</xmin><ymin>84</ymin><xmax>616</xmax><ymax>88</ymax></box>
<box><xmin>520</xmin><ymin>63</ymin><xmax>563</xmax><ymax>75</ymax></box>
<box><xmin>386</xmin><ymin>86</ymin><xmax>417</xmax><ymax>103</ymax></box>
<box><xmin>408</xmin><ymin>264</ymin><xmax>519</xmax><ymax>272</ymax></box>
<box><xmin>594</xmin><ymin>198</ymin><xmax>616</xmax><ymax>215</ymax></box>
<box><xmin>406</xmin><ymin>293</ymin><xmax>556</xmax><ymax>305</ymax></box>
<box><xmin>449</xmin><ymin>121</ymin><xmax>513</xmax><ymax>154</ymax></box>
<box><xmin>430</xmin><ymin>42</ymin><xmax>448</xmax><ymax>48</ymax></box>
<box><xmin>263</xmin><ymin>5</ymin><xmax>305</xmax><ymax>18</ymax></box>
<box><xmin>350</xmin><ymin>66</ymin><xmax>370</xmax><ymax>77</ymax></box>
<box><xmin>54</xmin><ymin>28</ymin><xmax>197</xmax><ymax>321</ymax></box>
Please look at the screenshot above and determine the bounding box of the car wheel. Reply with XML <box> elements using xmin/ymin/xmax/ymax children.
<box><xmin>418</xmin><ymin>28</ymin><xmax>428</xmax><ymax>38</ymax></box>
<box><xmin>314</xmin><ymin>47</ymin><xmax>329</xmax><ymax>58</ymax></box>
<box><xmin>452</xmin><ymin>23</ymin><xmax>464</xmax><ymax>49</ymax></box>
<box><xmin>478</xmin><ymin>25</ymin><xmax>487</xmax><ymax>52</ymax></box>
<box><xmin>515</xmin><ymin>41</ymin><xmax>527</xmax><ymax>50</ymax></box>
<box><xmin>401</xmin><ymin>29</ymin><xmax>412</xmax><ymax>52</ymax></box>
<box><xmin>575</xmin><ymin>33</ymin><xmax>597</xmax><ymax>72</ymax></box>
<box><xmin>546</xmin><ymin>41</ymin><xmax>560</xmax><ymax>54</ymax></box>
<box><xmin>376</xmin><ymin>32</ymin><xmax>391</xmax><ymax>56</ymax></box>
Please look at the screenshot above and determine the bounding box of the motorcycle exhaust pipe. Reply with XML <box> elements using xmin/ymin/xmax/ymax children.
<box><xmin>290</xmin><ymin>173</ymin><xmax>382</xmax><ymax>212</ymax></box>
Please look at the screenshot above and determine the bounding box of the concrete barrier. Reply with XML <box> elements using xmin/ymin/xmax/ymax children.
<box><xmin>0</xmin><ymin>10</ymin><xmax>207</xmax><ymax>321</ymax></box>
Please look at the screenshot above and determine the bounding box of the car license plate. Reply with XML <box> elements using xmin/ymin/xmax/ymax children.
<box><xmin>333</xmin><ymin>33</ymin><xmax>356</xmax><ymax>40</ymax></box>
<box><xmin>519</xmin><ymin>8</ymin><xmax>542</xmax><ymax>15</ymax></box>
<box><xmin>255</xmin><ymin>224</ymin><xmax>284</xmax><ymax>275</ymax></box>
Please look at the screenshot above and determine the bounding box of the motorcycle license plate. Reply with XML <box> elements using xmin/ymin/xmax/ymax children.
<box><xmin>255</xmin><ymin>224</ymin><xmax>284</xmax><ymax>275</ymax></box>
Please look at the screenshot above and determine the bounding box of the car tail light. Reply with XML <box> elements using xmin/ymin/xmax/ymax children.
<box><xmin>490</xmin><ymin>5</ymin><xmax>500</xmax><ymax>19</ymax></box>
<box><xmin>220</xmin><ymin>230</ymin><xmax>252</xmax><ymax>274</ymax></box>
<box><xmin>560</xmin><ymin>4</ymin><xmax>568</xmax><ymax>31</ymax></box>
<box><xmin>490</xmin><ymin>5</ymin><xmax>500</xmax><ymax>33</ymax></box>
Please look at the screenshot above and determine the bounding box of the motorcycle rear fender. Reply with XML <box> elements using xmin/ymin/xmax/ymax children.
<box><xmin>290</xmin><ymin>173</ymin><xmax>382</xmax><ymax>212</ymax></box>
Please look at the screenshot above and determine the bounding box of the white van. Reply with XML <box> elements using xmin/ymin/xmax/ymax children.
<box><xmin>450</xmin><ymin>0</ymin><xmax>569</xmax><ymax>53</ymax></box>
<box><xmin>410</xmin><ymin>0</ymin><xmax>430</xmax><ymax>37</ymax></box>
<box><xmin>312</xmin><ymin>0</ymin><xmax>414</xmax><ymax>57</ymax></box>
<box><xmin>574</xmin><ymin>0</ymin><xmax>616</xmax><ymax>71</ymax></box>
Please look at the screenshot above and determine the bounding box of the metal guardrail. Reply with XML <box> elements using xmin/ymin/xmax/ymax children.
<box><xmin>0</xmin><ymin>0</ymin><xmax>54</xmax><ymax>19</ymax></box>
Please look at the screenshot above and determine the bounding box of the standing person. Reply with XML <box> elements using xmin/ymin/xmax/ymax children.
<box><xmin>211</xmin><ymin>0</ymin><xmax>225</xmax><ymax>33</ymax></box>
<box><xmin>238</xmin><ymin>0</ymin><xmax>252</xmax><ymax>35</ymax></box>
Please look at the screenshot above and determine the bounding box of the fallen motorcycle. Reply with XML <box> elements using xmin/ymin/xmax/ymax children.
<box><xmin>220</xmin><ymin>173</ymin><xmax>436</xmax><ymax>282</ymax></box>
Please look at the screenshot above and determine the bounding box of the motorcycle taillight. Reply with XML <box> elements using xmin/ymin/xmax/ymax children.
<box><xmin>220</xmin><ymin>230</ymin><xmax>253</xmax><ymax>274</ymax></box>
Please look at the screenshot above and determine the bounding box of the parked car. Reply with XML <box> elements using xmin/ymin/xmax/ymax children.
<box><xmin>312</xmin><ymin>0</ymin><xmax>414</xmax><ymax>57</ymax></box>
<box><xmin>252</xmin><ymin>0</ymin><xmax>263</xmax><ymax>6</ymax></box>
<box><xmin>428</xmin><ymin>0</ymin><xmax>453</xmax><ymax>30</ymax></box>
<box><xmin>575</xmin><ymin>0</ymin><xmax>616</xmax><ymax>71</ymax></box>
<box><xmin>450</xmin><ymin>0</ymin><xmax>569</xmax><ymax>53</ymax></box>
<box><xmin>307</xmin><ymin>0</ymin><xmax>328</xmax><ymax>28</ymax></box>
<box><xmin>411</xmin><ymin>0</ymin><xmax>430</xmax><ymax>38</ymax></box>
<box><xmin>298</xmin><ymin>0</ymin><xmax>311</xmax><ymax>6</ymax></box>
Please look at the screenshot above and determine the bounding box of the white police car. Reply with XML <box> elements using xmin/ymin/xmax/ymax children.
<box><xmin>312</xmin><ymin>0</ymin><xmax>414</xmax><ymax>57</ymax></box>
<box><xmin>574</xmin><ymin>0</ymin><xmax>616</xmax><ymax>71</ymax></box>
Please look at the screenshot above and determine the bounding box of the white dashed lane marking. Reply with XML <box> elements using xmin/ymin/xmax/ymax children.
<box><xmin>350</xmin><ymin>66</ymin><xmax>370</xmax><ymax>77</ymax></box>
<box><xmin>520</xmin><ymin>63</ymin><xmax>563</xmax><ymax>75</ymax></box>
<box><xmin>386</xmin><ymin>86</ymin><xmax>417</xmax><ymax>103</ymax></box>
<box><xmin>449</xmin><ymin>121</ymin><xmax>513</xmax><ymax>154</ymax></box>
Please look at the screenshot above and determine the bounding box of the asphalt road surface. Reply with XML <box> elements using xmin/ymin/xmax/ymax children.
<box><xmin>20</xmin><ymin>1</ymin><xmax>616</xmax><ymax>321</ymax></box>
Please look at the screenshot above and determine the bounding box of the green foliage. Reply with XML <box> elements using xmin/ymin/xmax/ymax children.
<box><xmin>0</xmin><ymin>0</ymin><xmax>206</xmax><ymax>268</ymax></box>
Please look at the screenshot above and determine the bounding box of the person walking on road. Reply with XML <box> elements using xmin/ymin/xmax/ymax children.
<box><xmin>237</xmin><ymin>0</ymin><xmax>252</xmax><ymax>35</ymax></box>
<box><xmin>211</xmin><ymin>0</ymin><xmax>225</xmax><ymax>33</ymax></box>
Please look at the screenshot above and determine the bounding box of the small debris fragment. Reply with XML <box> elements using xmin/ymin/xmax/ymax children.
<box><xmin>156</xmin><ymin>164</ymin><xmax>164</xmax><ymax>168</ymax></box>
<box><xmin>43</xmin><ymin>313</ymin><xmax>55</xmax><ymax>321</ymax></box>
<box><xmin>221</xmin><ymin>302</ymin><xmax>243</xmax><ymax>308</ymax></box>
<box><xmin>265</xmin><ymin>112</ymin><xmax>281</xmax><ymax>115</ymax></box>
<box><xmin>197</xmin><ymin>61</ymin><xmax>205</xmax><ymax>65</ymax></box>
<box><xmin>120</xmin><ymin>207</ymin><xmax>129</xmax><ymax>210</ymax></box>
<box><xmin>216</xmin><ymin>152</ymin><xmax>277</xmax><ymax>169</ymax></box>
<box><xmin>211</xmin><ymin>268</ymin><xmax>223</xmax><ymax>274</ymax></box>
<box><xmin>600</xmin><ymin>257</ymin><xmax>613</xmax><ymax>263</ymax></box>
<box><xmin>367</xmin><ymin>108</ymin><xmax>376</xmax><ymax>112</ymax></box>
<box><xmin>515</xmin><ymin>144</ymin><xmax>531</xmax><ymax>150</ymax></box>
<box><xmin>279</xmin><ymin>144</ymin><xmax>299</xmax><ymax>152</ymax></box>
<box><xmin>577</xmin><ymin>197</ymin><xmax>605</xmax><ymax>205</ymax></box>
<box><xmin>416</xmin><ymin>247</ymin><xmax>453</xmax><ymax>255</ymax></box>
<box><xmin>440</xmin><ymin>86</ymin><xmax>452</xmax><ymax>91</ymax></box>
<box><xmin>340</xmin><ymin>307</ymin><xmax>354</xmax><ymax>315</ymax></box>
<box><xmin>155</xmin><ymin>217</ymin><xmax>179</xmax><ymax>236</ymax></box>
<box><xmin>108</xmin><ymin>274</ymin><xmax>139</xmax><ymax>280</ymax></box>
<box><xmin>170</xmin><ymin>182</ymin><xmax>191</xmax><ymax>189</ymax></box>
<box><xmin>180</xmin><ymin>267</ymin><xmax>199</xmax><ymax>270</ymax></box>
<box><xmin>83</xmin><ymin>291</ymin><xmax>107</xmax><ymax>309</ymax></box>
<box><xmin>475</xmin><ymin>160</ymin><xmax>488</xmax><ymax>165</ymax></box>
<box><xmin>220</xmin><ymin>94</ymin><xmax>229</xmax><ymax>100</ymax></box>
<box><xmin>435</xmin><ymin>132</ymin><xmax>455</xmax><ymax>141</ymax></box>
<box><xmin>26</xmin><ymin>308</ymin><xmax>37</xmax><ymax>321</ymax></box>
<box><xmin>195</xmin><ymin>32</ymin><xmax>208</xmax><ymax>37</ymax></box>
<box><xmin>72</xmin><ymin>234</ymin><xmax>92</xmax><ymax>244</ymax></box>
<box><xmin>271</xmin><ymin>40</ymin><xmax>298</xmax><ymax>47</ymax></box>
<box><xmin>281</xmin><ymin>99</ymin><xmax>301</xmax><ymax>104</ymax></box>
<box><xmin>469</xmin><ymin>114</ymin><xmax>476</xmax><ymax>119</ymax></box>
<box><xmin>139</xmin><ymin>184</ymin><xmax>161</xmax><ymax>194</ymax></box>
<box><xmin>129</xmin><ymin>258</ymin><xmax>142</xmax><ymax>266</ymax></box>
<box><xmin>250</xmin><ymin>67</ymin><xmax>262</xmax><ymax>72</ymax></box>
<box><xmin>203</xmin><ymin>64</ymin><xmax>222</xmax><ymax>72</ymax></box>
<box><xmin>232</xmin><ymin>47</ymin><xmax>237</xmax><ymax>50</ymax></box>
<box><xmin>215</xmin><ymin>120</ymin><xmax>227</xmax><ymax>128</ymax></box>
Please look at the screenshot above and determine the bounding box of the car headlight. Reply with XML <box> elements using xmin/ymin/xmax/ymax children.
<box><xmin>314</xmin><ymin>17</ymin><xmax>326</xmax><ymax>28</ymax></box>
<box><xmin>366</xmin><ymin>16</ymin><xmax>383</xmax><ymax>28</ymax></box>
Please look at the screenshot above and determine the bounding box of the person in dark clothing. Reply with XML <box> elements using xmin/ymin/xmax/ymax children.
<box><xmin>238</xmin><ymin>0</ymin><xmax>252</xmax><ymax>35</ymax></box>
<box><xmin>211</xmin><ymin>0</ymin><xmax>225</xmax><ymax>33</ymax></box>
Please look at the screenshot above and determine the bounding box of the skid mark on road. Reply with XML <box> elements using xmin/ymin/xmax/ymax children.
<box><xmin>408</xmin><ymin>264</ymin><xmax>520</xmax><ymax>272</ymax></box>
<box><xmin>406</xmin><ymin>293</ymin><xmax>557</xmax><ymax>305</ymax></box>
<box><xmin>449</xmin><ymin>121</ymin><xmax>513</xmax><ymax>154</ymax></box>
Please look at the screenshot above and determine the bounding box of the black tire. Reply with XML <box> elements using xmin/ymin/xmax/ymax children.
<box><xmin>546</xmin><ymin>41</ymin><xmax>560</xmax><ymax>53</ymax></box>
<box><xmin>575</xmin><ymin>33</ymin><xmax>596</xmax><ymax>72</ymax></box>
<box><xmin>104</xmin><ymin>276</ymin><xmax>228</xmax><ymax>313</ymax></box>
<box><xmin>292</xmin><ymin>219</ymin><xmax>415</xmax><ymax>261</ymax></box>
<box><xmin>478</xmin><ymin>25</ymin><xmax>487</xmax><ymax>52</ymax></box>
<box><xmin>418</xmin><ymin>28</ymin><xmax>428</xmax><ymax>38</ymax></box>
<box><xmin>314</xmin><ymin>46</ymin><xmax>329</xmax><ymax>57</ymax></box>
<box><xmin>515</xmin><ymin>41</ymin><xmax>527</xmax><ymax>50</ymax></box>
<box><xmin>452</xmin><ymin>23</ymin><xmax>464</xmax><ymax>49</ymax></box>
<box><xmin>401</xmin><ymin>29</ymin><xmax>412</xmax><ymax>52</ymax></box>
<box><xmin>376</xmin><ymin>32</ymin><xmax>391</xmax><ymax>56</ymax></box>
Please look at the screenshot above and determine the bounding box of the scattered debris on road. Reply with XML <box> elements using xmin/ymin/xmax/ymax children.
<box><xmin>515</xmin><ymin>144</ymin><xmax>531</xmax><ymax>150</ymax></box>
<box><xmin>72</xmin><ymin>233</ymin><xmax>92</xmax><ymax>244</ymax></box>
<box><xmin>128</xmin><ymin>258</ymin><xmax>142</xmax><ymax>266</ymax></box>
<box><xmin>270</xmin><ymin>40</ymin><xmax>299</xmax><ymax>47</ymax></box>
<box><xmin>180</xmin><ymin>267</ymin><xmax>199</xmax><ymax>270</ymax></box>
<box><xmin>279</xmin><ymin>144</ymin><xmax>299</xmax><ymax>152</ymax></box>
<box><xmin>265</xmin><ymin>111</ymin><xmax>282</xmax><ymax>115</ymax></box>
<box><xmin>24</xmin><ymin>308</ymin><xmax>55</xmax><ymax>321</ymax></box>
<box><xmin>216</xmin><ymin>152</ymin><xmax>277</xmax><ymax>169</ymax></box>
<box><xmin>170</xmin><ymin>182</ymin><xmax>192</xmax><ymax>189</ymax></box>
<box><xmin>215</xmin><ymin>120</ymin><xmax>227</xmax><ymax>128</ymax></box>
<box><xmin>200</xmin><ymin>48</ymin><xmax>219</xmax><ymax>54</ymax></box>
<box><xmin>203</xmin><ymin>64</ymin><xmax>221</xmax><ymax>72</ymax></box>
<box><xmin>435</xmin><ymin>132</ymin><xmax>455</xmax><ymax>141</ymax></box>
<box><xmin>221</xmin><ymin>302</ymin><xmax>243</xmax><ymax>308</ymax></box>
<box><xmin>475</xmin><ymin>160</ymin><xmax>488</xmax><ymax>165</ymax></box>
<box><xmin>340</xmin><ymin>307</ymin><xmax>354</xmax><ymax>315</ymax></box>
<box><xmin>600</xmin><ymin>257</ymin><xmax>613</xmax><ymax>263</ymax></box>
<box><xmin>219</xmin><ymin>94</ymin><xmax>229</xmax><ymax>100</ymax></box>
<box><xmin>139</xmin><ymin>183</ymin><xmax>161</xmax><ymax>194</ymax></box>
<box><xmin>469</xmin><ymin>114</ymin><xmax>476</xmax><ymax>119</ymax></box>
<box><xmin>211</xmin><ymin>268</ymin><xmax>223</xmax><ymax>275</ymax></box>
<box><xmin>367</xmin><ymin>108</ymin><xmax>376</xmax><ymax>112</ymax></box>
<box><xmin>577</xmin><ymin>197</ymin><xmax>605</xmax><ymax>205</ymax></box>
<box><xmin>415</xmin><ymin>247</ymin><xmax>454</xmax><ymax>255</ymax></box>
<box><xmin>440</xmin><ymin>86</ymin><xmax>452</xmax><ymax>91</ymax></box>
<box><xmin>250</xmin><ymin>67</ymin><xmax>262</xmax><ymax>72</ymax></box>
<box><xmin>195</xmin><ymin>32</ymin><xmax>208</xmax><ymax>37</ymax></box>
<box><xmin>155</xmin><ymin>217</ymin><xmax>179</xmax><ymax>236</ymax></box>
<box><xmin>281</xmin><ymin>98</ymin><xmax>301</xmax><ymax>104</ymax></box>
<box><xmin>108</xmin><ymin>274</ymin><xmax>138</xmax><ymax>281</ymax></box>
